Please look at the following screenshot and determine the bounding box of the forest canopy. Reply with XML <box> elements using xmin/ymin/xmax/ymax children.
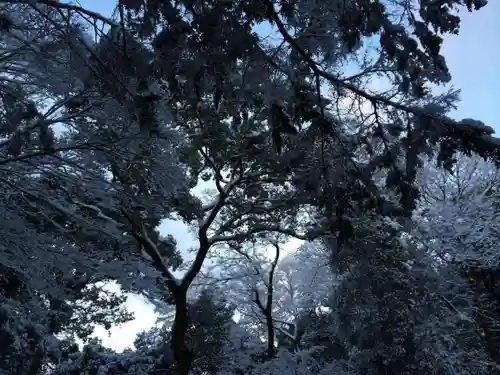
<box><xmin>0</xmin><ymin>1</ymin><xmax>499</xmax><ymax>374</ymax></box>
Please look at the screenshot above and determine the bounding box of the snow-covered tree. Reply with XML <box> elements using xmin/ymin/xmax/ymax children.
<box><xmin>1</xmin><ymin>0</ymin><xmax>500</xmax><ymax>374</ymax></box>
<box><xmin>415</xmin><ymin>154</ymin><xmax>500</xmax><ymax>368</ymax></box>
<box><xmin>0</xmin><ymin>5</ymin><xmax>141</xmax><ymax>374</ymax></box>
<box><xmin>416</xmin><ymin>154</ymin><xmax>500</xmax><ymax>267</ymax></box>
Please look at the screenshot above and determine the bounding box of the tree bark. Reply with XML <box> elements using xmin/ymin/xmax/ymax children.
<box><xmin>170</xmin><ymin>287</ymin><xmax>194</xmax><ymax>375</ymax></box>
<box><xmin>265</xmin><ymin>308</ymin><xmax>275</xmax><ymax>359</ymax></box>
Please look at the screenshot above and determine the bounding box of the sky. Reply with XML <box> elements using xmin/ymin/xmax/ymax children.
<box><xmin>74</xmin><ymin>0</ymin><xmax>499</xmax><ymax>351</ymax></box>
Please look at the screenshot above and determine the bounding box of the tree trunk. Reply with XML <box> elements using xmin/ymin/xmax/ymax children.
<box><xmin>170</xmin><ymin>288</ymin><xmax>194</xmax><ymax>375</ymax></box>
<box><xmin>265</xmin><ymin>309</ymin><xmax>275</xmax><ymax>359</ymax></box>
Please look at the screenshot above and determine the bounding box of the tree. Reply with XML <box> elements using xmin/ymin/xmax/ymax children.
<box><xmin>183</xmin><ymin>289</ymin><xmax>236</xmax><ymax>374</ymax></box>
<box><xmin>205</xmin><ymin>238</ymin><xmax>334</xmax><ymax>355</ymax></box>
<box><xmin>1</xmin><ymin>0</ymin><xmax>500</xmax><ymax>374</ymax></box>
<box><xmin>0</xmin><ymin>5</ymin><xmax>141</xmax><ymax>374</ymax></box>
<box><xmin>322</xmin><ymin>212</ymin><xmax>492</xmax><ymax>374</ymax></box>
<box><xmin>58</xmin><ymin>0</ymin><xmax>500</xmax><ymax>372</ymax></box>
<box><xmin>416</xmin><ymin>154</ymin><xmax>500</xmax><ymax>267</ymax></box>
<box><xmin>416</xmin><ymin>154</ymin><xmax>500</xmax><ymax>369</ymax></box>
<box><xmin>49</xmin><ymin>337</ymin><xmax>163</xmax><ymax>375</ymax></box>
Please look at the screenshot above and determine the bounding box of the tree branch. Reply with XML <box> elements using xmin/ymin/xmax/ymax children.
<box><xmin>210</xmin><ymin>224</ymin><xmax>310</xmax><ymax>244</ymax></box>
<box><xmin>2</xmin><ymin>0</ymin><xmax>118</xmax><ymax>26</ymax></box>
<box><xmin>121</xmin><ymin>208</ymin><xmax>180</xmax><ymax>289</ymax></box>
<box><xmin>263</xmin><ymin>0</ymin><xmax>500</xmax><ymax>144</ymax></box>
<box><xmin>0</xmin><ymin>142</ymin><xmax>95</xmax><ymax>166</ymax></box>
<box><xmin>198</xmin><ymin>147</ymin><xmax>225</xmax><ymax>194</ymax></box>
<box><xmin>252</xmin><ymin>288</ymin><xmax>267</xmax><ymax>314</ymax></box>
<box><xmin>181</xmin><ymin>175</ymin><xmax>244</xmax><ymax>289</ymax></box>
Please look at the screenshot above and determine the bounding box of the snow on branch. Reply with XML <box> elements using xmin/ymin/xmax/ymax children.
<box><xmin>2</xmin><ymin>0</ymin><xmax>117</xmax><ymax>26</ymax></box>
<box><xmin>209</xmin><ymin>225</ymin><xmax>309</xmax><ymax>245</ymax></box>
<box><xmin>121</xmin><ymin>208</ymin><xmax>180</xmax><ymax>288</ymax></box>
<box><xmin>263</xmin><ymin>0</ymin><xmax>500</xmax><ymax>156</ymax></box>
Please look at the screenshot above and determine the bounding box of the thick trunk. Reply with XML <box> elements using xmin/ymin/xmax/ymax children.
<box><xmin>171</xmin><ymin>288</ymin><xmax>194</xmax><ymax>375</ymax></box>
<box><xmin>265</xmin><ymin>310</ymin><xmax>275</xmax><ymax>359</ymax></box>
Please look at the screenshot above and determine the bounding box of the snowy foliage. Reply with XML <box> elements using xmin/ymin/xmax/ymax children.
<box><xmin>0</xmin><ymin>0</ymin><xmax>499</xmax><ymax>375</ymax></box>
<box><xmin>49</xmin><ymin>338</ymin><xmax>161</xmax><ymax>375</ymax></box>
<box><xmin>416</xmin><ymin>155</ymin><xmax>500</xmax><ymax>266</ymax></box>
